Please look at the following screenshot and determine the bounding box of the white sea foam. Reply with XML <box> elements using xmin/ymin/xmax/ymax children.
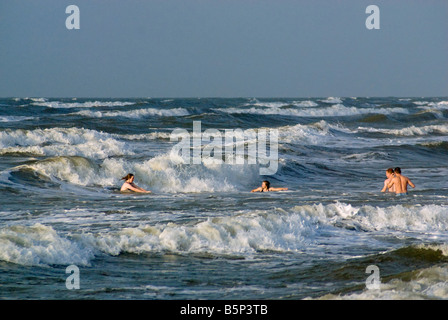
<box><xmin>276</xmin><ymin>120</ymin><xmax>338</xmax><ymax>145</ymax></box>
<box><xmin>293</xmin><ymin>100</ymin><xmax>319</xmax><ymax>107</ymax></box>
<box><xmin>320</xmin><ymin>97</ymin><xmax>343</xmax><ymax>104</ymax></box>
<box><xmin>73</xmin><ymin>107</ymin><xmax>189</xmax><ymax>118</ymax></box>
<box><xmin>0</xmin><ymin>116</ymin><xmax>36</xmax><ymax>122</ymax></box>
<box><xmin>319</xmin><ymin>262</ymin><xmax>448</xmax><ymax>300</ymax></box>
<box><xmin>0</xmin><ymin>127</ymin><xmax>130</xmax><ymax>158</ymax></box>
<box><xmin>32</xmin><ymin>100</ymin><xmax>135</xmax><ymax>108</ymax></box>
<box><xmin>2</xmin><ymin>203</ymin><xmax>448</xmax><ymax>267</ymax></box>
<box><xmin>102</xmin><ymin>154</ymin><xmax>262</xmax><ymax>192</ymax></box>
<box><xmin>293</xmin><ymin>202</ymin><xmax>448</xmax><ymax>234</ymax></box>
<box><xmin>425</xmin><ymin>101</ymin><xmax>448</xmax><ymax>109</ymax></box>
<box><xmin>413</xmin><ymin>101</ymin><xmax>430</xmax><ymax>105</ymax></box>
<box><xmin>414</xmin><ymin>101</ymin><xmax>448</xmax><ymax>115</ymax></box>
<box><xmin>0</xmin><ymin>209</ymin><xmax>316</xmax><ymax>266</ymax></box>
<box><xmin>119</xmin><ymin>132</ymin><xmax>173</xmax><ymax>141</ymax></box>
<box><xmin>10</xmin><ymin>150</ymin><xmax>262</xmax><ymax>192</ymax></box>
<box><xmin>243</xmin><ymin>100</ymin><xmax>318</xmax><ymax>108</ymax></box>
<box><xmin>244</xmin><ymin>102</ymin><xmax>289</xmax><ymax>108</ymax></box>
<box><xmin>65</xmin><ymin>203</ymin><xmax>448</xmax><ymax>255</ymax></box>
<box><xmin>17</xmin><ymin>156</ymin><xmax>118</xmax><ymax>187</ymax></box>
<box><xmin>0</xmin><ymin>223</ymin><xmax>94</xmax><ymax>266</ymax></box>
<box><xmin>78</xmin><ymin>209</ymin><xmax>316</xmax><ymax>256</ymax></box>
<box><xmin>273</xmin><ymin>120</ymin><xmax>359</xmax><ymax>148</ymax></box>
<box><xmin>357</xmin><ymin>124</ymin><xmax>448</xmax><ymax>136</ymax></box>
<box><xmin>215</xmin><ymin>104</ymin><xmax>410</xmax><ymax>117</ymax></box>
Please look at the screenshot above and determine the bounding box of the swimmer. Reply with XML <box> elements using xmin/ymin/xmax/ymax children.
<box><xmin>381</xmin><ymin>168</ymin><xmax>396</xmax><ymax>193</ymax></box>
<box><xmin>120</xmin><ymin>173</ymin><xmax>151</xmax><ymax>193</ymax></box>
<box><xmin>387</xmin><ymin>167</ymin><xmax>415</xmax><ymax>195</ymax></box>
<box><xmin>251</xmin><ymin>180</ymin><xmax>288</xmax><ymax>192</ymax></box>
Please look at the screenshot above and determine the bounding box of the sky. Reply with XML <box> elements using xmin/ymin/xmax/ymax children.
<box><xmin>0</xmin><ymin>0</ymin><xmax>447</xmax><ymax>98</ymax></box>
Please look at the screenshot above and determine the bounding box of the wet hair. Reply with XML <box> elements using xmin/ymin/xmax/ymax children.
<box><xmin>121</xmin><ymin>173</ymin><xmax>134</xmax><ymax>181</ymax></box>
<box><xmin>394</xmin><ymin>167</ymin><xmax>401</xmax><ymax>174</ymax></box>
<box><xmin>386</xmin><ymin>168</ymin><xmax>394</xmax><ymax>174</ymax></box>
<box><xmin>262</xmin><ymin>180</ymin><xmax>270</xmax><ymax>189</ymax></box>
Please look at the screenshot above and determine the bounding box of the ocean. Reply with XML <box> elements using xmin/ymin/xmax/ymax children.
<box><xmin>1</xmin><ymin>97</ymin><xmax>448</xmax><ymax>300</ymax></box>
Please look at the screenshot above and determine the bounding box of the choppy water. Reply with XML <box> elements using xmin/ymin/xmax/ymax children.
<box><xmin>1</xmin><ymin>97</ymin><xmax>448</xmax><ymax>299</ymax></box>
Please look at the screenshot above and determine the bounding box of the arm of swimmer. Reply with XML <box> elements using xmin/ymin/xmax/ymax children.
<box><xmin>136</xmin><ymin>186</ymin><xmax>151</xmax><ymax>192</ymax></box>
<box><xmin>269</xmin><ymin>187</ymin><xmax>288</xmax><ymax>191</ymax></box>
<box><xmin>387</xmin><ymin>179</ymin><xmax>395</xmax><ymax>190</ymax></box>
<box><xmin>251</xmin><ymin>187</ymin><xmax>262</xmax><ymax>192</ymax></box>
<box><xmin>125</xmin><ymin>183</ymin><xmax>151</xmax><ymax>193</ymax></box>
<box><xmin>381</xmin><ymin>181</ymin><xmax>388</xmax><ymax>192</ymax></box>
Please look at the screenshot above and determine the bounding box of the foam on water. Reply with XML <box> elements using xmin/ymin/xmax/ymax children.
<box><xmin>0</xmin><ymin>116</ymin><xmax>36</xmax><ymax>122</ymax></box>
<box><xmin>8</xmin><ymin>151</ymin><xmax>262</xmax><ymax>192</ymax></box>
<box><xmin>243</xmin><ymin>100</ymin><xmax>319</xmax><ymax>108</ymax></box>
<box><xmin>0</xmin><ymin>127</ymin><xmax>131</xmax><ymax>158</ymax></box>
<box><xmin>78</xmin><ymin>208</ymin><xmax>316</xmax><ymax>257</ymax></box>
<box><xmin>32</xmin><ymin>100</ymin><xmax>135</xmax><ymax>108</ymax></box>
<box><xmin>0</xmin><ymin>223</ymin><xmax>94</xmax><ymax>266</ymax></box>
<box><xmin>319</xmin><ymin>246</ymin><xmax>448</xmax><ymax>300</ymax></box>
<box><xmin>2</xmin><ymin>203</ymin><xmax>448</xmax><ymax>267</ymax></box>
<box><xmin>73</xmin><ymin>107</ymin><xmax>189</xmax><ymax>118</ymax></box>
<box><xmin>277</xmin><ymin>120</ymin><xmax>352</xmax><ymax>145</ymax></box>
<box><xmin>215</xmin><ymin>104</ymin><xmax>410</xmax><ymax>117</ymax></box>
<box><xmin>320</xmin><ymin>97</ymin><xmax>343</xmax><ymax>104</ymax></box>
<box><xmin>357</xmin><ymin>124</ymin><xmax>448</xmax><ymax>136</ymax></box>
<box><xmin>414</xmin><ymin>101</ymin><xmax>448</xmax><ymax>108</ymax></box>
<box><xmin>293</xmin><ymin>202</ymin><xmax>448</xmax><ymax>235</ymax></box>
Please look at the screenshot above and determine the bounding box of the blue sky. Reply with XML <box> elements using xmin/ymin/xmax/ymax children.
<box><xmin>0</xmin><ymin>0</ymin><xmax>447</xmax><ymax>97</ymax></box>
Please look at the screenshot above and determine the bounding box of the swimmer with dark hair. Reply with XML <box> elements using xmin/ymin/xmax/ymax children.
<box><xmin>251</xmin><ymin>180</ymin><xmax>288</xmax><ymax>192</ymax></box>
<box><xmin>120</xmin><ymin>173</ymin><xmax>151</xmax><ymax>193</ymax></box>
<box><xmin>387</xmin><ymin>167</ymin><xmax>415</xmax><ymax>196</ymax></box>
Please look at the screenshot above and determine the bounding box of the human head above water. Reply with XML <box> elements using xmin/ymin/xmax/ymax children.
<box><xmin>262</xmin><ymin>180</ymin><xmax>270</xmax><ymax>189</ymax></box>
<box><xmin>121</xmin><ymin>173</ymin><xmax>134</xmax><ymax>182</ymax></box>
<box><xmin>394</xmin><ymin>167</ymin><xmax>401</xmax><ymax>174</ymax></box>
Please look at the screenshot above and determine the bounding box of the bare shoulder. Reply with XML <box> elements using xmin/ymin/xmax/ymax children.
<box><xmin>120</xmin><ymin>182</ymin><xmax>131</xmax><ymax>190</ymax></box>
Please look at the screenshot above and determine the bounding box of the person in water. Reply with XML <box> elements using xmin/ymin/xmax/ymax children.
<box><xmin>387</xmin><ymin>167</ymin><xmax>415</xmax><ymax>196</ymax></box>
<box><xmin>251</xmin><ymin>180</ymin><xmax>288</xmax><ymax>192</ymax></box>
<box><xmin>120</xmin><ymin>173</ymin><xmax>151</xmax><ymax>193</ymax></box>
<box><xmin>381</xmin><ymin>168</ymin><xmax>396</xmax><ymax>193</ymax></box>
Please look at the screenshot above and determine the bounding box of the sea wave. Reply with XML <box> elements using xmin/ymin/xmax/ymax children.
<box><xmin>2</xmin><ymin>203</ymin><xmax>448</xmax><ymax>267</ymax></box>
<box><xmin>78</xmin><ymin>208</ymin><xmax>316</xmax><ymax>257</ymax></box>
<box><xmin>8</xmin><ymin>152</ymin><xmax>262</xmax><ymax>192</ymax></box>
<box><xmin>414</xmin><ymin>101</ymin><xmax>448</xmax><ymax>109</ymax></box>
<box><xmin>243</xmin><ymin>100</ymin><xmax>319</xmax><ymax>108</ymax></box>
<box><xmin>357</xmin><ymin>124</ymin><xmax>448</xmax><ymax>136</ymax></box>
<box><xmin>319</xmin><ymin>252</ymin><xmax>448</xmax><ymax>300</ymax></box>
<box><xmin>32</xmin><ymin>100</ymin><xmax>135</xmax><ymax>108</ymax></box>
<box><xmin>0</xmin><ymin>127</ymin><xmax>131</xmax><ymax>158</ymax></box>
<box><xmin>0</xmin><ymin>116</ymin><xmax>36</xmax><ymax>122</ymax></box>
<box><xmin>0</xmin><ymin>223</ymin><xmax>94</xmax><ymax>266</ymax></box>
<box><xmin>293</xmin><ymin>202</ymin><xmax>448</xmax><ymax>234</ymax></box>
<box><xmin>276</xmin><ymin>120</ymin><xmax>350</xmax><ymax>146</ymax></box>
<box><xmin>72</xmin><ymin>107</ymin><xmax>189</xmax><ymax>118</ymax></box>
<box><xmin>320</xmin><ymin>97</ymin><xmax>343</xmax><ymax>104</ymax></box>
<box><xmin>214</xmin><ymin>104</ymin><xmax>410</xmax><ymax>117</ymax></box>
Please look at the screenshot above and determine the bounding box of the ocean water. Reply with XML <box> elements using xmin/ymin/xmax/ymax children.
<box><xmin>0</xmin><ymin>97</ymin><xmax>448</xmax><ymax>300</ymax></box>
